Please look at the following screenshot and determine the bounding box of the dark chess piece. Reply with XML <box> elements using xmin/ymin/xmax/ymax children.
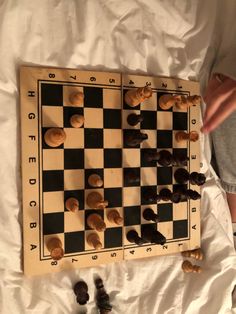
<box><xmin>185</xmin><ymin>189</ymin><xmax>201</xmax><ymax>200</ymax></box>
<box><xmin>159</xmin><ymin>188</ymin><xmax>172</xmax><ymax>201</ymax></box>
<box><xmin>127</xmin><ymin>113</ymin><xmax>144</xmax><ymax>126</ymax></box>
<box><xmin>95</xmin><ymin>277</ymin><xmax>112</xmax><ymax>313</ymax></box>
<box><xmin>73</xmin><ymin>281</ymin><xmax>90</xmax><ymax>305</ymax></box>
<box><xmin>172</xmin><ymin>153</ymin><xmax>189</xmax><ymax>166</ymax></box>
<box><xmin>170</xmin><ymin>192</ymin><xmax>182</xmax><ymax>203</ymax></box>
<box><xmin>144</xmin><ymin>150</ymin><xmax>161</xmax><ymax>162</ymax></box>
<box><xmin>124</xmin><ymin>169</ymin><xmax>140</xmax><ymax>184</ymax></box>
<box><xmin>141</xmin><ymin>225</ymin><xmax>166</xmax><ymax>245</ymax></box>
<box><xmin>157</xmin><ymin>150</ymin><xmax>173</xmax><ymax>166</ymax></box>
<box><xmin>126</xmin><ymin>230</ymin><xmax>146</xmax><ymax>245</ymax></box>
<box><xmin>125</xmin><ymin>130</ymin><xmax>148</xmax><ymax>147</ymax></box>
<box><xmin>143</xmin><ymin>208</ymin><xmax>160</xmax><ymax>223</ymax></box>
<box><xmin>174</xmin><ymin>168</ymin><xmax>190</xmax><ymax>184</ymax></box>
<box><xmin>142</xmin><ymin>188</ymin><xmax>161</xmax><ymax>203</ymax></box>
<box><xmin>189</xmin><ymin>172</ymin><xmax>206</xmax><ymax>186</ymax></box>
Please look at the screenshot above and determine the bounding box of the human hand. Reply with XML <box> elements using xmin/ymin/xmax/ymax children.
<box><xmin>201</xmin><ymin>73</ymin><xmax>236</xmax><ymax>134</ymax></box>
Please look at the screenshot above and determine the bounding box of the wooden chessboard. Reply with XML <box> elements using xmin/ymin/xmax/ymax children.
<box><xmin>20</xmin><ymin>65</ymin><xmax>201</xmax><ymax>276</ymax></box>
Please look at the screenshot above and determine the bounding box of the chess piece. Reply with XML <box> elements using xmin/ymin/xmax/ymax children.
<box><xmin>175</xmin><ymin>95</ymin><xmax>201</xmax><ymax>110</ymax></box>
<box><xmin>95</xmin><ymin>277</ymin><xmax>112</xmax><ymax>313</ymax></box>
<box><xmin>73</xmin><ymin>281</ymin><xmax>90</xmax><ymax>305</ymax></box>
<box><xmin>142</xmin><ymin>188</ymin><xmax>160</xmax><ymax>203</ymax></box>
<box><xmin>159</xmin><ymin>94</ymin><xmax>181</xmax><ymax>110</ymax></box>
<box><xmin>189</xmin><ymin>172</ymin><xmax>206</xmax><ymax>186</ymax></box>
<box><xmin>44</xmin><ymin>127</ymin><xmax>66</xmax><ymax>147</ymax></box>
<box><xmin>157</xmin><ymin>150</ymin><xmax>173</xmax><ymax>166</ymax></box>
<box><xmin>125</xmin><ymin>86</ymin><xmax>152</xmax><ymax>107</ymax></box>
<box><xmin>88</xmin><ymin>174</ymin><xmax>103</xmax><ymax>188</ymax></box>
<box><xmin>170</xmin><ymin>192</ymin><xmax>182</xmax><ymax>203</ymax></box>
<box><xmin>172</xmin><ymin>152</ymin><xmax>189</xmax><ymax>166</ymax></box>
<box><xmin>69</xmin><ymin>91</ymin><xmax>84</xmax><ymax>106</ymax></box>
<box><xmin>185</xmin><ymin>189</ymin><xmax>201</xmax><ymax>200</ymax></box>
<box><xmin>159</xmin><ymin>188</ymin><xmax>172</xmax><ymax>201</ymax></box>
<box><xmin>65</xmin><ymin>197</ymin><xmax>79</xmax><ymax>212</ymax></box>
<box><xmin>46</xmin><ymin>237</ymin><xmax>64</xmax><ymax>261</ymax></box>
<box><xmin>144</xmin><ymin>150</ymin><xmax>161</xmax><ymax>162</ymax></box>
<box><xmin>182</xmin><ymin>260</ymin><xmax>202</xmax><ymax>273</ymax></box>
<box><xmin>175</xmin><ymin>131</ymin><xmax>199</xmax><ymax>143</ymax></box>
<box><xmin>143</xmin><ymin>207</ymin><xmax>159</xmax><ymax>223</ymax></box>
<box><xmin>87</xmin><ymin>213</ymin><xmax>106</xmax><ymax>232</ymax></box>
<box><xmin>126</xmin><ymin>230</ymin><xmax>146</xmax><ymax>245</ymax></box>
<box><xmin>181</xmin><ymin>248</ymin><xmax>203</xmax><ymax>260</ymax></box>
<box><xmin>125</xmin><ymin>130</ymin><xmax>148</xmax><ymax>147</ymax></box>
<box><xmin>107</xmin><ymin>209</ymin><xmax>123</xmax><ymax>225</ymax></box>
<box><xmin>86</xmin><ymin>232</ymin><xmax>102</xmax><ymax>250</ymax></box>
<box><xmin>174</xmin><ymin>168</ymin><xmax>190</xmax><ymax>184</ymax></box>
<box><xmin>124</xmin><ymin>169</ymin><xmax>140</xmax><ymax>184</ymax></box>
<box><xmin>86</xmin><ymin>192</ymin><xmax>108</xmax><ymax>209</ymax></box>
<box><xmin>141</xmin><ymin>225</ymin><xmax>166</xmax><ymax>245</ymax></box>
<box><xmin>70</xmin><ymin>114</ymin><xmax>84</xmax><ymax>128</ymax></box>
<box><xmin>127</xmin><ymin>113</ymin><xmax>144</xmax><ymax>126</ymax></box>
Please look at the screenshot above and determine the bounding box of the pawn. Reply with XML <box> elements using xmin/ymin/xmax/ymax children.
<box><xmin>185</xmin><ymin>189</ymin><xmax>201</xmax><ymax>200</ymax></box>
<box><xmin>107</xmin><ymin>209</ymin><xmax>123</xmax><ymax>225</ymax></box>
<box><xmin>87</xmin><ymin>213</ymin><xmax>106</xmax><ymax>232</ymax></box>
<box><xmin>125</xmin><ymin>86</ymin><xmax>152</xmax><ymax>107</ymax></box>
<box><xmin>142</xmin><ymin>188</ymin><xmax>160</xmax><ymax>203</ymax></box>
<box><xmin>143</xmin><ymin>207</ymin><xmax>159</xmax><ymax>223</ymax></box>
<box><xmin>159</xmin><ymin>188</ymin><xmax>172</xmax><ymax>201</ymax></box>
<box><xmin>69</xmin><ymin>91</ymin><xmax>84</xmax><ymax>106</ymax></box>
<box><xmin>73</xmin><ymin>281</ymin><xmax>89</xmax><ymax>305</ymax></box>
<box><xmin>176</xmin><ymin>95</ymin><xmax>201</xmax><ymax>110</ymax></box>
<box><xmin>126</xmin><ymin>230</ymin><xmax>145</xmax><ymax>246</ymax></box>
<box><xmin>70</xmin><ymin>114</ymin><xmax>84</xmax><ymax>128</ymax></box>
<box><xmin>144</xmin><ymin>150</ymin><xmax>161</xmax><ymax>162</ymax></box>
<box><xmin>86</xmin><ymin>191</ymin><xmax>108</xmax><ymax>209</ymax></box>
<box><xmin>142</xmin><ymin>226</ymin><xmax>166</xmax><ymax>245</ymax></box>
<box><xmin>157</xmin><ymin>150</ymin><xmax>173</xmax><ymax>166</ymax></box>
<box><xmin>44</xmin><ymin>128</ymin><xmax>66</xmax><ymax>147</ymax></box>
<box><xmin>182</xmin><ymin>260</ymin><xmax>202</xmax><ymax>273</ymax></box>
<box><xmin>125</xmin><ymin>130</ymin><xmax>148</xmax><ymax>147</ymax></box>
<box><xmin>189</xmin><ymin>172</ymin><xmax>206</xmax><ymax>186</ymax></box>
<box><xmin>88</xmin><ymin>174</ymin><xmax>103</xmax><ymax>188</ymax></box>
<box><xmin>127</xmin><ymin>113</ymin><xmax>144</xmax><ymax>126</ymax></box>
<box><xmin>46</xmin><ymin>237</ymin><xmax>64</xmax><ymax>261</ymax></box>
<box><xmin>172</xmin><ymin>153</ymin><xmax>189</xmax><ymax>166</ymax></box>
<box><xmin>65</xmin><ymin>197</ymin><xmax>79</xmax><ymax>212</ymax></box>
<box><xmin>170</xmin><ymin>192</ymin><xmax>182</xmax><ymax>203</ymax></box>
<box><xmin>87</xmin><ymin>232</ymin><xmax>102</xmax><ymax>250</ymax></box>
<box><xmin>174</xmin><ymin>168</ymin><xmax>190</xmax><ymax>184</ymax></box>
<box><xmin>175</xmin><ymin>131</ymin><xmax>199</xmax><ymax>143</ymax></box>
<box><xmin>181</xmin><ymin>248</ymin><xmax>203</xmax><ymax>261</ymax></box>
<box><xmin>159</xmin><ymin>94</ymin><xmax>180</xmax><ymax>110</ymax></box>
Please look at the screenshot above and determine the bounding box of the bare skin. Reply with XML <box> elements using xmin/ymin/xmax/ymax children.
<box><xmin>202</xmin><ymin>73</ymin><xmax>236</xmax><ymax>222</ymax></box>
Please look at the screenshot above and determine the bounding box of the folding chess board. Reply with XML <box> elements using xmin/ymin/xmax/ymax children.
<box><xmin>20</xmin><ymin>66</ymin><xmax>201</xmax><ymax>276</ymax></box>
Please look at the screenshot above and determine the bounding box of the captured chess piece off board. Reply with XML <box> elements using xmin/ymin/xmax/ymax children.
<box><xmin>20</xmin><ymin>66</ymin><xmax>203</xmax><ymax>275</ymax></box>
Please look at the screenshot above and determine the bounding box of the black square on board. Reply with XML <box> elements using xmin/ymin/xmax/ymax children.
<box><xmin>64</xmin><ymin>149</ymin><xmax>84</xmax><ymax>169</ymax></box>
<box><xmin>43</xmin><ymin>170</ymin><xmax>64</xmax><ymax>192</ymax></box>
<box><xmin>157</xmin><ymin>130</ymin><xmax>173</xmax><ymax>148</ymax></box>
<box><xmin>140</xmin><ymin>110</ymin><xmax>157</xmax><ymax>130</ymax></box>
<box><xmin>104</xmin><ymin>149</ymin><xmax>122</xmax><ymax>168</ymax></box>
<box><xmin>85</xmin><ymin>169</ymin><xmax>104</xmax><ymax>189</ymax></box>
<box><xmin>63</xmin><ymin>107</ymin><xmax>84</xmax><ymax>128</ymax></box>
<box><xmin>43</xmin><ymin>212</ymin><xmax>64</xmax><ymax>235</ymax></box>
<box><xmin>104</xmin><ymin>109</ymin><xmax>121</xmax><ymax>129</ymax></box>
<box><xmin>64</xmin><ymin>190</ymin><xmax>84</xmax><ymax>211</ymax></box>
<box><xmin>157</xmin><ymin>167</ymin><xmax>172</xmax><ymax>185</ymax></box>
<box><xmin>158</xmin><ymin>203</ymin><xmax>173</xmax><ymax>222</ymax></box>
<box><xmin>173</xmin><ymin>112</ymin><xmax>188</xmax><ymax>130</ymax></box>
<box><xmin>83</xmin><ymin>87</ymin><xmax>103</xmax><ymax>108</ymax></box>
<box><xmin>141</xmin><ymin>149</ymin><xmax>158</xmax><ymax>167</ymax></box>
<box><xmin>41</xmin><ymin>83</ymin><xmax>63</xmax><ymax>106</ymax></box>
<box><xmin>124</xmin><ymin>168</ymin><xmax>140</xmax><ymax>187</ymax></box>
<box><xmin>173</xmin><ymin>220</ymin><xmax>188</xmax><ymax>239</ymax></box>
<box><xmin>84</xmin><ymin>129</ymin><xmax>103</xmax><ymax>148</ymax></box>
<box><xmin>104</xmin><ymin>188</ymin><xmax>122</xmax><ymax>207</ymax></box>
<box><xmin>172</xmin><ymin>148</ymin><xmax>188</xmax><ymax>164</ymax></box>
<box><xmin>104</xmin><ymin>227</ymin><xmax>123</xmax><ymax>248</ymax></box>
<box><xmin>64</xmin><ymin>231</ymin><xmax>85</xmax><ymax>253</ymax></box>
<box><xmin>124</xmin><ymin>206</ymin><xmax>141</xmax><ymax>226</ymax></box>
<box><xmin>141</xmin><ymin>186</ymin><xmax>157</xmax><ymax>205</ymax></box>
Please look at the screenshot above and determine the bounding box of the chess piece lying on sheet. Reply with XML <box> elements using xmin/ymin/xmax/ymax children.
<box><xmin>87</xmin><ymin>213</ymin><xmax>106</xmax><ymax>232</ymax></box>
<box><xmin>73</xmin><ymin>280</ymin><xmax>90</xmax><ymax>305</ymax></box>
<box><xmin>125</xmin><ymin>86</ymin><xmax>152</xmax><ymax>107</ymax></box>
<box><xmin>87</xmin><ymin>232</ymin><xmax>102</xmax><ymax>250</ymax></box>
<box><xmin>182</xmin><ymin>260</ymin><xmax>202</xmax><ymax>273</ymax></box>
<box><xmin>44</xmin><ymin>127</ymin><xmax>66</xmax><ymax>147</ymax></box>
<box><xmin>181</xmin><ymin>248</ymin><xmax>203</xmax><ymax>260</ymax></box>
<box><xmin>65</xmin><ymin>197</ymin><xmax>79</xmax><ymax>212</ymax></box>
<box><xmin>95</xmin><ymin>277</ymin><xmax>112</xmax><ymax>314</ymax></box>
<box><xmin>86</xmin><ymin>191</ymin><xmax>108</xmax><ymax>209</ymax></box>
<box><xmin>70</xmin><ymin>114</ymin><xmax>84</xmax><ymax>128</ymax></box>
<box><xmin>159</xmin><ymin>94</ymin><xmax>201</xmax><ymax>110</ymax></box>
<box><xmin>46</xmin><ymin>237</ymin><xmax>64</xmax><ymax>260</ymax></box>
<box><xmin>175</xmin><ymin>130</ymin><xmax>199</xmax><ymax>142</ymax></box>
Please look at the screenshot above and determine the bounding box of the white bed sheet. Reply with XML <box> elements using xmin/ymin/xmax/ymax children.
<box><xmin>0</xmin><ymin>1</ymin><xmax>236</xmax><ymax>313</ymax></box>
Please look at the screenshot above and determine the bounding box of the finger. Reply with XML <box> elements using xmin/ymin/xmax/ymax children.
<box><xmin>201</xmin><ymin>92</ymin><xmax>236</xmax><ymax>133</ymax></box>
<box><xmin>203</xmin><ymin>79</ymin><xmax>236</xmax><ymax>124</ymax></box>
<box><xmin>203</xmin><ymin>75</ymin><xmax>223</xmax><ymax>102</ymax></box>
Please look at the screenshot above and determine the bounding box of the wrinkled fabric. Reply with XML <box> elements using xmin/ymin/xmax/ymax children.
<box><xmin>0</xmin><ymin>0</ymin><xmax>236</xmax><ymax>313</ymax></box>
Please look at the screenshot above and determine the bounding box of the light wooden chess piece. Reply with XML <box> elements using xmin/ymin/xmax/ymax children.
<box><xmin>181</xmin><ymin>248</ymin><xmax>203</xmax><ymax>261</ymax></box>
<box><xmin>182</xmin><ymin>260</ymin><xmax>202</xmax><ymax>273</ymax></box>
<box><xmin>44</xmin><ymin>128</ymin><xmax>66</xmax><ymax>147</ymax></box>
<box><xmin>88</xmin><ymin>174</ymin><xmax>103</xmax><ymax>188</ymax></box>
<box><xmin>107</xmin><ymin>209</ymin><xmax>123</xmax><ymax>225</ymax></box>
<box><xmin>65</xmin><ymin>197</ymin><xmax>79</xmax><ymax>212</ymax></box>
<box><xmin>86</xmin><ymin>232</ymin><xmax>102</xmax><ymax>250</ymax></box>
<box><xmin>176</xmin><ymin>95</ymin><xmax>201</xmax><ymax>110</ymax></box>
<box><xmin>70</xmin><ymin>114</ymin><xmax>84</xmax><ymax>128</ymax></box>
<box><xmin>87</xmin><ymin>213</ymin><xmax>106</xmax><ymax>232</ymax></box>
<box><xmin>86</xmin><ymin>191</ymin><xmax>108</xmax><ymax>209</ymax></box>
<box><xmin>159</xmin><ymin>94</ymin><xmax>181</xmax><ymax>110</ymax></box>
<box><xmin>69</xmin><ymin>91</ymin><xmax>84</xmax><ymax>106</ymax></box>
<box><xmin>46</xmin><ymin>237</ymin><xmax>64</xmax><ymax>261</ymax></box>
<box><xmin>124</xmin><ymin>86</ymin><xmax>152</xmax><ymax>107</ymax></box>
<box><xmin>175</xmin><ymin>131</ymin><xmax>199</xmax><ymax>143</ymax></box>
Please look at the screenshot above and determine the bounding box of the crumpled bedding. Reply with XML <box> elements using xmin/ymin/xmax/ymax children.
<box><xmin>0</xmin><ymin>0</ymin><xmax>236</xmax><ymax>313</ymax></box>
